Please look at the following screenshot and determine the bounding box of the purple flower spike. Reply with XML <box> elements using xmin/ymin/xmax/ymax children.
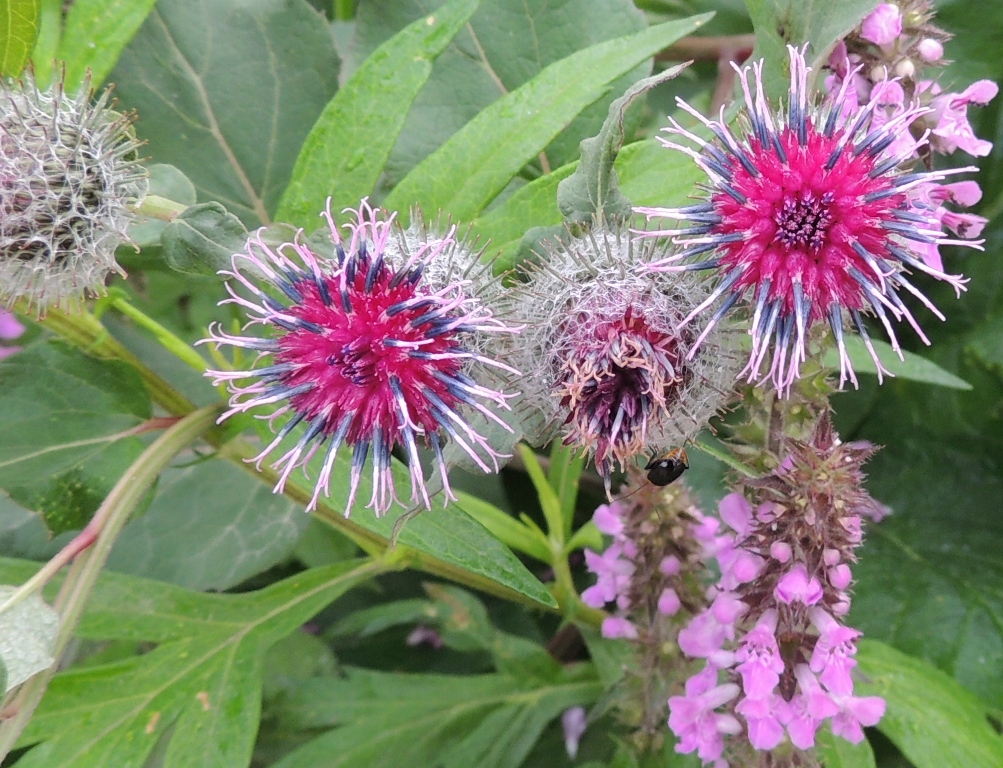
<box><xmin>204</xmin><ymin>200</ymin><xmax>519</xmax><ymax>516</ymax></box>
<box><xmin>636</xmin><ymin>45</ymin><xmax>983</xmax><ymax>394</ymax></box>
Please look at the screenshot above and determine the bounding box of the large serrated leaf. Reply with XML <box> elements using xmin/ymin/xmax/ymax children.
<box><xmin>384</xmin><ymin>13</ymin><xmax>712</xmax><ymax>222</ymax></box>
<box><xmin>0</xmin><ymin>342</ymin><xmax>152</xmax><ymax>536</ymax></box>
<box><xmin>856</xmin><ymin>640</ymin><xmax>1003</xmax><ymax>768</ymax></box>
<box><xmin>13</xmin><ymin>559</ymin><xmax>380</xmax><ymax>768</ymax></box>
<box><xmin>276</xmin><ymin>0</ymin><xmax>481</xmax><ymax>228</ymax></box>
<box><xmin>109</xmin><ymin>0</ymin><xmax>340</xmax><ymax>226</ymax></box>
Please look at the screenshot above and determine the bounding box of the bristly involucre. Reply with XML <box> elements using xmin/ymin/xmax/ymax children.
<box><xmin>636</xmin><ymin>45</ymin><xmax>983</xmax><ymax>394</ymax></box>
<box><xmin>497</xmin><ymin>223</ymin><xmax>739</xmax><ymax>492</ymax></box>
<box><xmin>0</xmin><ymin>71</ymin><xmax>147</xmax><ymax>310</ymax></box>
<box><xmin>203</xmin><ymin>200</ymin><xmax>520</xmax><ymax>517</ymax></box>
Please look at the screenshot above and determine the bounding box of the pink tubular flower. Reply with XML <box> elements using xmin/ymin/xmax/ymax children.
<box><xmin>928</xmin><ymin>80</ymin><xmax>999</xmax><ymax>157</ymax></box>
<box><xmin>775</xmin><ymin>563</ymin><xmax>824</xmax><ymax>605</ymax></box>
<box><xmin>809</xmin><ymin>608</ymin><xmax>862</xmax><ymax>695</ymax></box>
<box><xmin>636</xmin><ymin>45</ymin><xmax>982</xmax><ymax>393</ymax></box>
<box><xmin>203</xmin><ymin>200</ymin><xmax>518</xmax><ymax>516</ymax></box>
<box><xmin>860</xmin><ymin>3</ymin><xmax>903</xmax><ymax>46</ymax></box>
<box><xmin>735</xmin><ymin>693</ymin><xmax>790</xmax><ymax>750</ymax></box>
<box><xmin>581</xmin><ymin>544</ymin><xmax>634</xmax><ymax>608</ymax></box>
<box><xmin>734</xmin><ymin>610</ymin><xmax>783</xmax><ymax>698</ymax></box>
<box><xmin>668</xmin><ymin>667</ymin><xmax>742</xmax><ymax>763</ymax></box>
<box><xmin>830</xmin><ymin>692</ymin><xmax>886</xmax><ymax>743</ymax></box>
<box><xmin>602</xmin><ymin>615</ymin><xmax>639</xmax><ymax>639</ymax></box>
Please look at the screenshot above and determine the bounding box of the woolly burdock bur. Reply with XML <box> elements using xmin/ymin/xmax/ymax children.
<box><xmin>636</xmin><ymin>45</ymin><xmax>982</xmax><ymax>393</ymax></box>
<box><xmin>500</xmin><ymin>224</ymin><xmax>738</xmax><ymax>491</ymax></box>
<box><xmin>204</xmin><ymin>202</ymin><xmax>519</xmax><ymax>516</ymax></box>
<box><xmin>0</xmin><ymin>72</ymin><xmax>147</xmax><ymax>309</ymax></box>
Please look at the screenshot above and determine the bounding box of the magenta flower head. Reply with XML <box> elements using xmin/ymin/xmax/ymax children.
<box><xmin>636</xmin><ymin>45</ymin><xmax>982</xmax><ymax>393</ymax></box>
<box><xmin>499</xmin><ymin>223</ymin><xmax>739</xmax><ymax>491</ymax></box>
<box><xmin>0</xmin><ymin>71</ymin><xmax>147</xmax><ymax>310</ymax></box>
<box><xmin>204</xmin><ymin>200</ymin><xmax>519</xmax><ymax>516</ymax></box>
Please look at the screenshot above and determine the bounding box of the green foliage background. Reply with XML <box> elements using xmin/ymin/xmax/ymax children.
<box><xmin>0</xmin><ymin>0</ymin><xmax>1001</xmax><ymax>766</ymax></box>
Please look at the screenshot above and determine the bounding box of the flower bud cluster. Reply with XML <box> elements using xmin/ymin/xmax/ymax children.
<box><xmin>668</xmin><ymin>415</ymin><xmax>888</xmax><ymax>766</ymax></box>
<box><xmin>582</xmin><ymin>476</ymin><xmax>711</xmax><ymax>740</ymax></box>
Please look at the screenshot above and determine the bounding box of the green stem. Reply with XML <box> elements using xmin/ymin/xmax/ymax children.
<box><xmin>0</xmin><ymin>405</ymin><xmax>220</xmax><ymax>761</ymax></box>
<box><xmin>109</xmin><ymin>297</ymin><xmax>208</xmax><ymax>374</ymax></box>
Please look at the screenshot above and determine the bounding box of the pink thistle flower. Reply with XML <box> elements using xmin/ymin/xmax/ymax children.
<box><xmin>636</xmin><ymin>45</ymin><xmax>981</xmax><ymax>393</ymax></box>
<box><xmin>860</xmin><ymin>3</ymin><xmax>903</xmax><ymax>46</ymax></box>
<box><xmin>668</xmin><ymin>666</ymin><xmax>742</xmax><ymax>763</ymax></box>
<box><xmin>734</xmin><ymin>610</ymin><xmax>783</xmax><ymax>698</ymax></box>
<box><xmin>501</xmin><ymin>223</ymin><xmax>739</xmax><ymax>490</ymax></box>
<box><xmin>775</xmin><ymin>563</ymin><xmax>824</xmax><ymax>605</ymax></box>
<box><xmin>204</xmin><ymin>201</ymin><xmax>518</xmax><ymax>516</ymax></box>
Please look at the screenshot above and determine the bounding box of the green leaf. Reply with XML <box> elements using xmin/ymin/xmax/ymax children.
<box><xmin>518</xmin><ymin>445</ymin><xmax>564</xmax><ymax>543</ymax></box>
<box><xmin>15</xmin><ymin>559</ymin><xmax>381</xmax><ymax>768</ymax></box>
<box><xmin>0</xmin><ymin>342</ymin><xmax>152</xmax><ymax>536</ymax></box>
<box><xmin>0</xmin><ymin>586</ymin><xmax>58</xmax><ymax>692</ymax></box>
<box><xmin>107</xmin><ymin>458</ymin><xmax>311</xmax><ymax>591</ymax></box>
<box><xmin>56</xmin><ymin>0</ymin><xmax>158</xmax><ymax>90</ymax></box>
<box><xmin>0</xmin><ymin>0</ymin><xmax>39</xmax><ymax>76</ymax></box>
<box><xmin>823</xmin><ymin>336</ymin><xmax>973</xmax><ymax>390</ymax></box>
<box><xmin>271</xmin><ymin>665</ymin><xmax>601</xmax><ymax>768</ymax></box>
<box><xmin>276</xmin><ymin>0</ymin><xmax>481</xmax><ymax>228</ymax></box>
<box><xmin>384</xmin><ymin>13</ymin><xmax>712</xmax><ymax>222</ymax></box>
<box><xmin>744</xmin><ymin>0</ymin><xmax>879</xmax><ymax>100</ymax></box>
<box><xmin>856</xmin><ymin>640</ymin><xmax>1003</xmax><ymax>768</ymax></box>
<box><xmin>454</xmin><ymin>491</ymin><xmax>551</xmax><ymax>564</ymax></box>
<box><xmin>345</xmin><ymin>0</ymin><xmax>651</xmax><ymax>197</ymax></box>
<box><xmin>815</xmin><ymin>725</ymin><xmax>876</xmax><ymax>768</ymax></box>
<box><xmin>110</xmin><ymin>0</ymin><xmax>340</xmax><ymax>226</ymax></box>
<box><xmin>160</xmin><ymin>202</ymin><xmax>249</xmax><ymax>276</ymax></box>
<box><xmin>557</xmin><ymin>63</ymin><xmax>688</xmax><ymax>224</ymax></box>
